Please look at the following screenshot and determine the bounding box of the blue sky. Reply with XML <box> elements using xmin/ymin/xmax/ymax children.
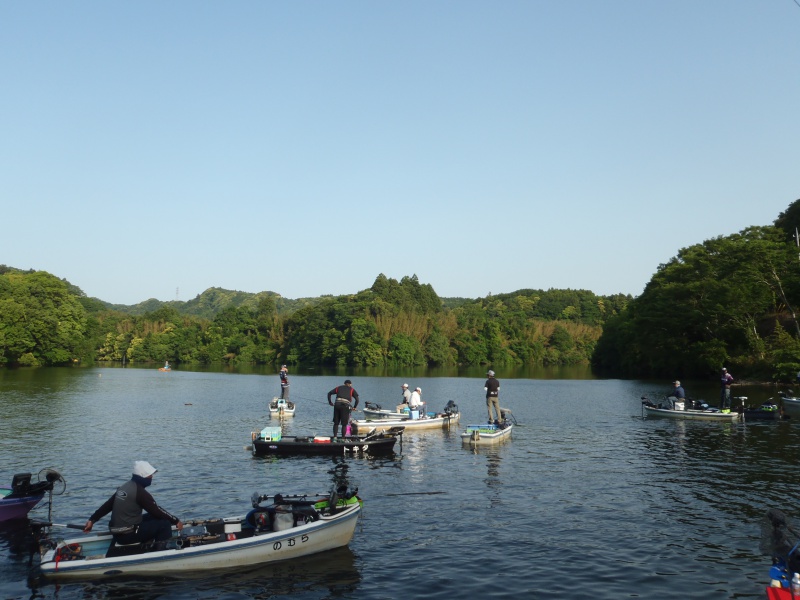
<box><xmin>2</xmin><ymin>2</ymin><xmax>798</xmax><ymax>305</ymax></box>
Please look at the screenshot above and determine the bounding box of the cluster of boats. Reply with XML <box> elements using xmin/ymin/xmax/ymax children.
<box><xmin>7</xmin><ymin>388</ymin><xmax>516</xmax><ymax>581</ymax></box>
<box><xmin>257</xmin><ymin>396</ymin><xmax>516</xmax><ymax>451</ymax></box>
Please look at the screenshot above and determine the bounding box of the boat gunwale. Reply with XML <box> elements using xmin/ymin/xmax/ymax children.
<box><xmin>39</xmin><ymin>502</ymin><xmax>361</xmax><ymax>576</ymax></box>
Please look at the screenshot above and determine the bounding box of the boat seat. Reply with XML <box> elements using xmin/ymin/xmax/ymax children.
<box><xmin>105</xmin><ymin>539</ymin><xmax>150</xmax><ymax>558</ymax></box>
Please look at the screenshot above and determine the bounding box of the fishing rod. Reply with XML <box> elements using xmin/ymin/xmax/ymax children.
<box><xmin>269</xmin><ymin>392</ymin><xmax>371</xmax><ymax>419</ymax></box>
<box><xmin>30</xmin><ymin>521</ymin><xmax>114</xmax><ymax>536</ymax></box>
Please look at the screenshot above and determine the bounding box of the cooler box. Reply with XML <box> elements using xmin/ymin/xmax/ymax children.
<box><xmin>674</xmin><ymin>401</ymin><xmax>685</xmax><ymax>411</ymax></box>
<box><xmin>410</xmin><ymin>409</ymin><xmax>420</xmax><ymax>420</ymax></box>
<box><xmin>467</xmin><ymin>424</ymin><xmax>496</xmax><ymax>432</ymax></box>
<box><xmin>313</xmin><ymin>436</ymin><xmax>331</xmax><ymax>443</ymax></box>
<box><xmin>260</xmin><ymin>426</ymin><xmax>282</xmax><ymax>441</ymax></box>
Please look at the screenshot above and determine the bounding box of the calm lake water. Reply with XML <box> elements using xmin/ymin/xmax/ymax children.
<box><xmin>1</xmin><ymin>366</ymin><xmax>797</xmax><ymax>599</ymax></box>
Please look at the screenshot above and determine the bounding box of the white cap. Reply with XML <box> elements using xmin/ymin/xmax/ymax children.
<box><xmin>402</xmin><ymin>383</ymin><xmax>408</xmax><ymax>388</ymax></box>
<box><xmin>133</xmin><ymin>461</ymin><xmax>157</xmax><ymax>478</ymax></box>
<box><xmin>415</xmin><ymin>387</ymin><xmax>421</xmax><ymax>392</ymax></box>
<box><xmin>487</xmin><ymin>370</ymin><xmax>495</xmax><ymax>376</ymax></box>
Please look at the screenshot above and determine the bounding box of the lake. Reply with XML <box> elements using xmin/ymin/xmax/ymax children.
<box><xmin>0</xmin><ymin>366</ymin><xmax>796</xmax><ymax>599</ymax></box>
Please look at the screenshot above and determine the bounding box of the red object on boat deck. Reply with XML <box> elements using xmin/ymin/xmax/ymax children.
<box><xmin>766</xmin><ymin>586</ymin><xmax>792</xmax><ymax>600</ymax></box>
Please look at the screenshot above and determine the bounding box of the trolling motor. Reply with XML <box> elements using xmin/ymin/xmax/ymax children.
<box><xmin>499</xmin><ymin>407</ymin><xmax>518</xmax><ymax>426</ymax></box>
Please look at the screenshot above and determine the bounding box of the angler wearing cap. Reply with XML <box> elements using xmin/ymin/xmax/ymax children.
<box><xmin>83</xmin><ymin>461</ymin><xmax>183</xmax><ymax>547</ymax></box>
<box><xmin>484</xmin><ymin>370</ymin><xmax>502</xmax><ymax>424</ymax></box>
<box><xmin>409</xmin><ymin>386</ymin><xmax>424</xmax><ymax>418</ymax></box>
<box><xmin>396</xmin><ymin>383</ymin><xmax>411</xmax><ymax>412</ymax></box>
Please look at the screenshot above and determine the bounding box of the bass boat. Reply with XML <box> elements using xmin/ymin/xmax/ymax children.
<box><xmin>251</xmin><ymin>426</ymin><xmax>403</xmax><ymax>456</ymax></box>
<box><xmin>352</xmin><ymin>400</ymin><xmax>459</xmax><ymax>434</ymax></box>
<box><xmin>738</xmin><ymin>396</ymin><xmax>784</xmax><ymax>421</ymax></box>
<box><xmin>772</xmin><ymin>391</ymin><xmax>800</xmax><ymax>420</ymax></box>
<box><xmin>33</xmin><ymin>485</ymin><xmax>362</xmax><ymax>579</ymax></box>
<box><xmin>640</xmin><ymin>396</ymin><xmax>742</xmax><ymax>421</ymax></box>
<box><xmin>461</xmin><ymin>408</ymin><xmax>516</xmax><ymax>446</ymax></box>
<box><xmin>268</xmin><ymin>397</ymin><xmax>296</xmax><ymax>417</ymax></box>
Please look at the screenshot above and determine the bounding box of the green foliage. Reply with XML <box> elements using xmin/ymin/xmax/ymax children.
<box><xmin>593</xmin><ymin>224</ymin><xmax>800</xmax><ymax>380</ymax></box>
<box><xmin>0</xmin><ymin>270</ymin><xmax>88</xmax><ymax>366</ymax></box>
<box><xmin>0</xmin><ymin>268</ymin><xmax>618</xmax><ymax>369</ymax></box>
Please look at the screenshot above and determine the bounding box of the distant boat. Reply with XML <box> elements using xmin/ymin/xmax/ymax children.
<box><xmin>641</xmin><ymin>396</ymin><xmax>741</xmax><ymax>421</ymax></box>
<box><xmin>269</xmin><ymin>398</ymin><xmax>295</xmax><ymax>417</ymax></box>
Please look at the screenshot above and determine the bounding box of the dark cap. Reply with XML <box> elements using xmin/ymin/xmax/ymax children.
<box><xmin>344</xmin><ymin>379</ymin><xmax>352</xmax><ymax>384</ymax></box>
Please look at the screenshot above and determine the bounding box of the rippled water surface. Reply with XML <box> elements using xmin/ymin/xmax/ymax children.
<box><xmin>1</xmin><ymin>367</ymin><xmax>798</xmax><ymax>599</ymax></box>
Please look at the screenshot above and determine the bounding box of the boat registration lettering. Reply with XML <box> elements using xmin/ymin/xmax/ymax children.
<box><xmin>273</xmin><ymin>534</ymin><xmax>310</xmax><ymax>551</ymax></box>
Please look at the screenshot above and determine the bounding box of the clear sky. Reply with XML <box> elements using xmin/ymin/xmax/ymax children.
<box><xmin>2</xmin><ymin>2</ymin><xmax>798</xmax><ymax>305</ymax></box>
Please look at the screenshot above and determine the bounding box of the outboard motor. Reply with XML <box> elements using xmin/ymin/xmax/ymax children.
<box><xmin>11</xmin><ymin>473</ymin><xmax>32</xmax><ymax>496</ymax></box>
<box><xmin>443</xmin><ymin>400</ymin><xmax>458</xmax><ymax>415</ymax></box>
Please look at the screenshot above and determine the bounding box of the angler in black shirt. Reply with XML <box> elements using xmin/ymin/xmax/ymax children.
<box><xmin>327</xmin><ymin>379</ymin><xmax>360</xmax><ymax>438</ymax></box>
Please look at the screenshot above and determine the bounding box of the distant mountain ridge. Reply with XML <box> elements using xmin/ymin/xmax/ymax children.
<box><xmin>101</xmin><ymin>287</ymin><xmax>326</xmax><ymax>319</ymax></box>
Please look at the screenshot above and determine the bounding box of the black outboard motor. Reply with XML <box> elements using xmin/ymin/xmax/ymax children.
<box><xmin>443</xmin><ymin>400</ymin><xmax>458</xmax><ymax>415</ymax></box>
<box><xmin>12</xmin><ymin>473</ymin><xmax>32</xmax><ymax>495</ymax></box>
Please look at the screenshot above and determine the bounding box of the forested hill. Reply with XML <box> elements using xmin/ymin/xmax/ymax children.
<box><xmin>0</xmin><ymin>268</ymin><xmax>628</xmax><ymax>368</ymax></box>
<box><xmin>592</xmin><ymin>198</ymin><xmax>800</xmax><ymax>383</ymax></box>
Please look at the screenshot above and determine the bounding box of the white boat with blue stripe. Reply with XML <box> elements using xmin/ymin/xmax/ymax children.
<box><xmin>33</xmin><ymin>486</ymin><xmax>361</xmax><ymax>579</ymax></box>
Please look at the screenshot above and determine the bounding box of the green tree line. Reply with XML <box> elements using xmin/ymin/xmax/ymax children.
<box><xmin>0</xmin><ymin>269</ymin><xmax>626</xmax><ymax>369</ymax></box>
<box><xmin>592</xmin><ymin>199</ymin><xmax>800</xmax><ymax>382</ymax></box>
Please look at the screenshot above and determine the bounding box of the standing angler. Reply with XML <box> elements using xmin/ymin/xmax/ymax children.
<box><xmin>279</xmin><ymin>365</ymin><xmax>289</xmax><ymax>400</ymax></box>
<box><xmin>327</xmin><ymin>379</ymin><xmax>360</xmax><ymax>439</ymax></box>
<box><xmin>485</xmin><ymin>370</ymin><xmax>502</xmax><ymax>425</ymax></box>
<box><xmin>720</xmin><ymin>367</ymin><xmax>734</xmax><ymax>410</ymax></box>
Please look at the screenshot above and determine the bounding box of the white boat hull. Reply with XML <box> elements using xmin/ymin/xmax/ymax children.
<box><xmin>352</xmin><ymin>412</ymin><xmax>459</xmax><ymax>433</ymax></box>
<box><xmin>461</xmin><ymin>424</ymin><xmax>513</xmax><ymax>446</ymax></box>
<box><xmin>269</xmin><ymin>398</ymin><xmax>295</xmax><ymax>417</ymax></box>
<box><xmin>781</xmin><ymin>397</ymin><xmax>800</xmax><ymax>419</ymax></box>
<box><xmin>643</xmin><ymin>405</ymin><xmax>741</xmax><ymax>421</ymax></box>
<box><xmin>39</xmin><ymin>503</ymin><xmax>360</xmax><ymax>579</ymax></box>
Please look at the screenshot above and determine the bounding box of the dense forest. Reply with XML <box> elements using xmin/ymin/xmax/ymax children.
<box><xmin>3</xmin><ymin>198</ymin><xmax>800</xmax><ymax>380</ymax></box>
<box><xmin>0</xmin><ymin>268</ymin><xmax>628</xmax><ymax>370</ymax></box>
<box><xmin>592</xmin><ymin>199</ymin><xmax>800</xmax><ymax>382</ymax></box>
